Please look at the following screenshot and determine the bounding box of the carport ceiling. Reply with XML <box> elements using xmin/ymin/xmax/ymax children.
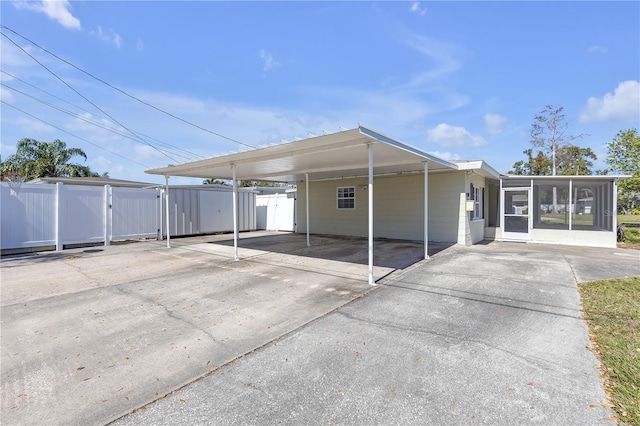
<box><xmin>146</xmin><ymin>126</ymin><xmax>457</xmax><ymax>182</ymax></box>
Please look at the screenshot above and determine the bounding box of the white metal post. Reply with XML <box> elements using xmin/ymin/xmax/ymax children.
<box><xmin>232</xmin><ymin>165</ymin><xmax>239</xmax><ymax>261</ymax></box>
<box><xmin>424</xmin><ymin>162</ymin><xmax>429</xmax><ymax>259</ymax></box>
<box><xmin>55</xmin><ymin>182</ymin><xmax>64</xmax><ymax>251</ymax></box>
<box><xmin>499</xmin><ymin>178</ymin><xmax>504</xmax><ymax>231</ymax></box>
<box><xmin>569</xmin><ymin>178</ymin><xmax>573</xmax><ymax>230</ymax></box>
<box><xmin>305</xmin><ymin>173</ymin><xmax>310</xmax><ymax>247</ymax></box>
<box><xmin>612</xmin><ymin>178</ymin><xmax>618</xmax><ymax>232</ymax></box>
<box><xmin>165</xmin><ymin>175</ymin><xmax>171</xmax><ymax>248</ymax></box>
<box><xmin>368</xmin><ymin>143</ymin><xmax>374</xmax><ymax>286</ymax></box>
<box><xmin>104</xmin><ymin>184</ymin><xmax>111</xmax><ymax>247</ymax></box>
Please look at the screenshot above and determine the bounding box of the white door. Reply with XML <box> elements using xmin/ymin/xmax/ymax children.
<box><xmin>502</xmin><ymin>188</ymin><xmax>531</xmax><ymax>240</ymax></box>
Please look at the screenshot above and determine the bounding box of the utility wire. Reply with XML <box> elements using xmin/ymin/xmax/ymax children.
<box><xmin>1</xmin><ymin>70</ymin><xmax>206</xmax><ymax>161</ymax></box>
<box><xmin>1</xmin><ymin>25</ymin><xmax>256</xmax><ymax>150</ymax></box>
<box><xmin>1</xmin><ymin>30</ymin><xmax>179</xmax><ymax>163</ymax></box>
<box><xmin>2</xmin><ymin>82</ymin><xmax>202</xmax><ymax>162</ymax></box>
<box><xmin>2</xmin><ymin>101</ymin><xmax>151</xmax><ymax>169</ymax></box>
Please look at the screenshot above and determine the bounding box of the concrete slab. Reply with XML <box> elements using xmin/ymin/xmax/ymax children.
<box><xmin>1</xmin><ymin>232</ymin><xmax>435</xmax><ymax>426</ymax></box>
<box><xmin>111</xmin><ymin>241</ymin><xmax>638</xmax><ymax>426</ymax></box>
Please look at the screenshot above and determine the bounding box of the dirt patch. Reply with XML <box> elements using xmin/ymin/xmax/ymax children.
<box><xmin>617</xmin><ymin>242</ymin><xmax>640</xmax><ymax>250</ymax></box>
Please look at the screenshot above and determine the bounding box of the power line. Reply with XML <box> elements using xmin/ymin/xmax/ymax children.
<box><xmin>1</xmin><ymin>70</ymin><xmax>207</xmax><ymax>161</ymax></box>
<box><xmin>1</xmin><ymin>30</ymin><xmax>179</xmax><ymax>164</ymax></box>
<box><xmin>1</xmin><ymin>25</ymin><xmax>256</xmax><ymax>150</ymax></box>
<box><xmin>1</xmin><ymin>100</ymin><xmax>151</xmax><ymax>169</ymax></box>
<box><xmin>2</xmin><ymin>82</ymin><xmax>203</xmax><ymax>162</ymax></box>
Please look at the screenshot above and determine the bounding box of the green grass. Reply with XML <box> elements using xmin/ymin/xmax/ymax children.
<box><xmin>623</xmin><ymin>228</ymin><xmax>640</xmax><ymax>244</ymax></box>
<box><xmin>619</xmin><ymin>215</ymin><xmax>640</xmax><ymax>224</ymax></box>
<box><xmin>579</xmin><ymin>277</ymin><xmax>640</xmax><ymax>425</ymax></box>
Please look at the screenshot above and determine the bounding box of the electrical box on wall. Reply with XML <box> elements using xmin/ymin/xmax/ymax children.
<box><xmin>466</xmin><ymin>200</ymin><xmax>475</xmax><ymax>211</ymax></box>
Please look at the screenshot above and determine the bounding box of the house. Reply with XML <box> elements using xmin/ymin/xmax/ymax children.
<box><xmin>146</xmin><ymin>126</ymin><xmax>625</xmax><ymax>284</ymax></box>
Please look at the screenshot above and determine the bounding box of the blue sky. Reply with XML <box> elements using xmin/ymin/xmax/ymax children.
<box><xmin>1</xmin><ymin>1</ymin><xmax>638</xmax><ymax>185</ymax></box>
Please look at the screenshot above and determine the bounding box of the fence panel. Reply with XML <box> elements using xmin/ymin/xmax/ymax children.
<box><xmin>62</xmin><ymin>185</ymin><xmax>105</xmax><ymax>245</ymax></box>
<box><xmin>256</xmin><ymin>193</ymin><xmax>296</xmax><ymax>232</ymax></box>
<box><xmin>112</xmin><ymin>187</ymin><xmax>159</xmax><ymax>240</ymax></box>
<box><xmin>0</xmin><ymin>183</ymin><xmax>57</xmax><ymax>249</ymax></box>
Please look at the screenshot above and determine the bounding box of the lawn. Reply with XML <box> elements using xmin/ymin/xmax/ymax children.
<box><xmin>579</xmin><ymin>277</ymin><xmax>640</xmax><ymax>425</ymax></box>
<box><xmin>619</xmin><ymin>215</ymin><xmax>640</xmax><ymax>224</ymax></box>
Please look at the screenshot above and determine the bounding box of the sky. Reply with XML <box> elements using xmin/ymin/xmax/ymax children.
<box><xmin>1</xmin><ymin>1</ymin><xmax>639</xmax><ymax>185</ymax></box>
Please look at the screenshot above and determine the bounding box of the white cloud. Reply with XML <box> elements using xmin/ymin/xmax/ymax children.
<box><xmin>394</xmin><ymin>32</ymin><xmax>460</xmax><ymax>88</ymax></box>
<box><xmin>580</xmin><ymin>80</ymin><xmax>640</xmax><ymax>123</ymax></box>
<box><xmin>587</xmin><ymin>45</ymin><xmax>607</xmax><ymax>54</ymax></box>
<box><xmin>136</xmin><ymin>39</ymin><xmax>144</xmax><ymax>52</ymax></box>
<box><xmin>427</xmin><ymin>151</ymin><xmax>461</xmax><ymax>161</ymax></box>
<box><xmin>409</xmin><ymin>2</ymin><xmax>426</xmax><ymax>16</ymax></box>
<box><xmin>426</xmin><ymin>123</ymin><xmax>487</xmax><ymax>148</ymax></box>
<box><xmin>484</xmin><ymin>113</ymin><xmax>507</xmax><ymax>134</ymax></box>
<box><xmin>91</xmin><ymin>26</ymin><xmax>122</xmax><ymax>49</ymax></box>
<box><xmin>14</xmin><ymin>0</ymin><xmax>81</xmax><ymax>30</ymax></box>
<box><xmin>259</xmin><ymin>49</ymin><xmax>281</xmax><ymax>72</ymax></box>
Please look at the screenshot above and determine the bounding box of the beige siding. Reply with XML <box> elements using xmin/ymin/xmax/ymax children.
<box><xmin>428</xmin><ymin>172</ymin><xmax>466</xmax><ymax>243</ymax></box>
<box><xmin>297</xmin><ymin>171</ymin><xmax>468</xmax><ymax>243</ymax></box>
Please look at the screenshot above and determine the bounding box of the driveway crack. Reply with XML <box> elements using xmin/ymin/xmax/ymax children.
<box><xmin>110</xmin><ymin>286</ymin><xmax>220</xmax><ymax>343</ymax></box>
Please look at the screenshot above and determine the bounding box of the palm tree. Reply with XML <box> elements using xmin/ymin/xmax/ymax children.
<box><xmin>1</xmin><ymin>138</ymin><xmax>97</xmax><ymax>180</ymax></box>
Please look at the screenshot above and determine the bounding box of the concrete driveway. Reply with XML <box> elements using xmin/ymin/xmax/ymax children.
<box><xmin>110</xmin><ymin>241</ymin><xmax>638</xmax><ymax>426</ymax></box>
<box><xmin>2</xmin><ymin>235</ymin><xmax>638</xmax><ymax>425</ymax></box>
<box><xmin>1</xmin><ymin>232</ymin><xmax>434</xmax><ymax>426</ymax></box>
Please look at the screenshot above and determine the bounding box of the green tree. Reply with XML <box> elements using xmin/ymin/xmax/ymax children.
<box><xmin>1</xmin><ymin>138</ymin><xmax>104</xmax><ymax>180</ymax></box>
<box><xmin>530</xmin><ymin>105</ymin><xmax>586</xmax><ymax>176</ymax></box>
<box><xmin>606</xmin><ymin>128</ymin><xmax>640</xmax><ymax>214</ymax></box>
<box><xmin>509</xmin><ymin>145</ymin><xmax>596</xmax><ymax>176</ymax></box>
<box><xmin>556</xmin><ymin>145</ymin><xmax>597</xmax><ymax>175</ymax></box>
<box><xmin>509</xmin><ymin>149</ymin><xmax>552</xmax><ymax>175</ymax></box>
<box><xmin>203</xmin><ymin>178</ymin><xmax>228</xmax><ymax>185</ymax></box>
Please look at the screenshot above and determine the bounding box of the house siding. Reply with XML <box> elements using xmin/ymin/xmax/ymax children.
<box><xmin>297</xmin><ymin>171</ymin><xmax>471</xmax><ymax>243</ymax></box>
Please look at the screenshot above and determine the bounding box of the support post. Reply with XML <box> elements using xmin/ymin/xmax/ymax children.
<box><xmin>104</xmin><ymin>184</ymin><xmax>111</xmax><ymax>247</ymax></box>
<box><xmin>569</xmin><ymin>178</ymin><xmax>573</xmax><ymax>231</ymax></box>
<box><xmin>305</xmin><ymin>173</ymin><xmax>310</xmax><ymax>247</ymax></box>
<box><xmin>165</xmin><ymin>175</ymin><xmax>171</xmax><ymax>248</ymax></box>
<box><xmin>368</xmin><ymin>143</ymin><xmax>374</xmax><ymax>286</ymax></box>
<box><xmin>55</xmin><ymin>182</ymin><xmax>64</xmax><ymax>251</ymax></box>
<box><xmin>232</xmin><ymin>165</ymin><xmax>239</xmax><ymax>261</ymax></box>
<box><xmin>424</xmin><ymin>162</ymin><xmax>429</xmax><ymax>259</ymax></box>
<box><xmin>612</xmin><ymin>178</ymin><xmax>618</xmax><ymax>233</ymax></box>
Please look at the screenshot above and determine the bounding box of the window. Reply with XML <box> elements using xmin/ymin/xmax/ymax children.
<box><xmin>337</xmin><ymin>186</ymin><xmax>355</xmax><ymax>209</ymax></box>
<box><xmin>470</xmin><ymin>183</ymin><xmax>484</xmax><ymax>220</ymax></box>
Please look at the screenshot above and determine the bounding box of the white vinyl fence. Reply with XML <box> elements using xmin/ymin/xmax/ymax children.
<box><xmin>1</xmin><ymin>183</ymin><xmax>258</xmax><ymax>254</ymax></box>
<box><xmin>1</xmin><ymin>182</ymin><xmax>160</xmax><ymax>253</ymax></box>
<box><xmin>256</xmin><ymin>192</ymin><xmax>296</xmax><ymax>232</ymax></box>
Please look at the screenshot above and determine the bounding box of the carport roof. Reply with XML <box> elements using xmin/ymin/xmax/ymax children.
<box><xmin>146</xmin><ymin>126</ymin><xmax>461</xmax><ymax>182</ymax></box>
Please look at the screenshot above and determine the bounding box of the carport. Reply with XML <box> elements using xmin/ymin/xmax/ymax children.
<box><xmin>146</xmin><ymin>126</ymin><xmax>457</xmax><ymax>285</ymax></box>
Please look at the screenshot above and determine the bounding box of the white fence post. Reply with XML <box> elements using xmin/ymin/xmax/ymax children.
<box><xmin>55</xmin><ymin>182</ymin><xmax>64</xmax><ymax>251</ymax></box>
<box><xmin>104</xmin><ymin>184</ymin><xmax>112</xmax><ymax>246</ymax></box>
